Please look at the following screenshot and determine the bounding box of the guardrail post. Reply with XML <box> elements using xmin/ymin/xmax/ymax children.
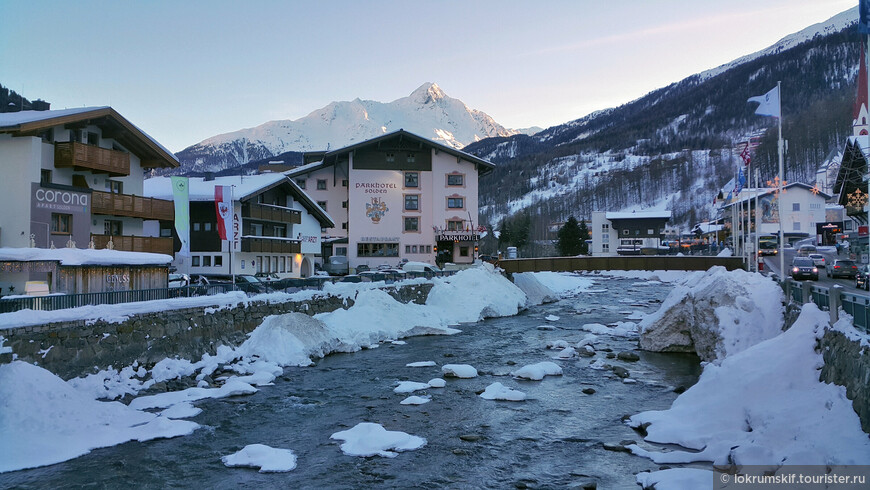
<box><xmin>801</xmin><ymin>281</ymin><xmax>812</xmax><ymax>305</ymax></box>
<box><xmin>829</xmin><ymin>284</ymin><xmax>843</xmax><ymax>324</ymax></box>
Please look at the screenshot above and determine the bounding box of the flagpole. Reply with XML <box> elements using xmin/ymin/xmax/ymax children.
<box><xmin>776</xmin><ymin>80</ymin><xmax>785</xmax><ymax>281</ymax></box>
<box><xmin>755</xmin><ymin>167</ymin><xmax>761</xmax><ymax>273</ymax></box>
<box><xmin>230</xmin><ymin>184</ymin><xmax>236</xmax><ymax>286</ymax></box>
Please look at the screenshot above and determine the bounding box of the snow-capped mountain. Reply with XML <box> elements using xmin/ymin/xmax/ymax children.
<box><xmin>174</xmin><ymin>83</ymin><xmax>520</xmax><ymax>174</ymax></box>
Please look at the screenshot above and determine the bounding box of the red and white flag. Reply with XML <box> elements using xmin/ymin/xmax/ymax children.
<box><xmin>214</xmin><ymin>185</ymin><xmax>232</xmax><ymax>240</ymax></box>
<box><xmin>739</xmin><ymin>143</ymin><xmax>751</xmax><ymax>166</ymax></box>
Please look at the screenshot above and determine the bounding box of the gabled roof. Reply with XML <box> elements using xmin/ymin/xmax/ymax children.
<box><xmin>143</xmin><ymin>175</ymin><xmax>334</xmax><ymax>228</ymax></box>
<box><xmin>605</xmin><ymin>211</ymin><xmax>671</xmax><ymax>220</ymax></box>
<box><xmin>719</xmin><ymin>182</ymin><xmax>831</xmax><ymax>210</ymax></box>
<box><xmin>834</xmin><ymin>136</ymin><xmax>869</xmax><ymax>209</ymax></box>
<box><xmin>0</xmin><ymin>107</ymin><xmax>178</xmax><ymax>168</ymax></box>
<box><xmin>288</xmin><ymin>129</ymin><xmax>495</xmax><ymax>177</ymax></box>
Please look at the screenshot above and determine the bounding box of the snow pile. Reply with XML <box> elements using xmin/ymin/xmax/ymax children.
<box><xmin>528</xmin><ymin>271</ymin><xmax>595</xmax><ymax>296</ymax></box>
<box><xmin>221</xmin><ymin>444</ymin><xmax>297</xmax><ymax>472</ymax></box>
<box><xmin>400</xmin><ymin>395</ymin><xmax>431</xmax><ymax>405</ymax></box>
<box><xmin>67</xmin><ymin>363</ymin><xmax>153</xmax><ymax>400</ymax></box>
<box><xmin>636</xmin><ymin>468</ymin><xmax>713</xmax><ymax>489</ymax></box>
<box><xmin>442</xmin><ymin>364</ymin><xmax>478</xmax><ymax>378</ymax></box>
<box><xmin>580</xmin><ymin>322</ymin><xmax>638</xmax><ymax>338</ymax></box>
<box><xmin>128</xmin><ymin>379</ymin><xmax>258</xmax><ymax>410</ymax></box>
<box><xmin>427</xmin><ymin>378</ymin><xmax>446</xmax><ymax>388</ymax></box>
<box><xmin>511</xmin><ymin>272</ymin><xmax>558</xmax><ymax>305</ymax></box>
<box><xmin>406</xmin><ymin>361</ymin><xmax>436</xmax><ymax>367</ymax></box>
<box><xmin>393</xmin><ymin>381</ymin><xmax>431</xmax><ymax>394</ymax></box>
<box><xmin>0</xmin><ymin>361</ymin><xmax>198</xmax><ymax>473</ymax></box>
<box><xmin>629</xmin><ymin>304</ymin><xmax>870</xmax><ymax>468</ymax></box>
<box><xmin>330</xmin><ymin>422</ymin><xmax>426</xmax><ymax>458</ymax></box>
<box><xmin>511</xmin><ymin>361</ymin><xmax>563</xmax><ymax>380</ymax></box>
<box><xmin>638</xmin><ymin>267</ymin><xmax>784</xmax><ymax>362</ymax></box>
<box><xmin>0</xmin><ymin>246</ymin><xmax>172</xmax><ymax>266</ymax></box>
<box><xmin>235</xmin><ymin>312</ymin><xmax>339</xmax><ymax>367</ymax></box>
<box><xmin>425</xmin><ymin>263</ymin><xmax>526</xmax><ymax>322</ymax></box>
<box><xmin>544</xmin><ymin>314</ymin><xmax>560</xmax><ymax>321</ymax></box>
<box><xmin>479</xmin><ymin>382</ymin><xmax>526</xmax><ymax>401</ymax></box>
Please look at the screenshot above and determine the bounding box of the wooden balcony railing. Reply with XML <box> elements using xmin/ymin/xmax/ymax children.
<box><xmin>241</xmin><ymin>237</ymin><xmax>301</xmax><ymax>254</ymax></box>
<box><xmin>55</xmin><ymin>141</ymin><xmax>130</xmax><ymax>176</ymax></box>
<box><xmin>91</xmin><ymin>234</ymin><xmax>174</xmax><ymax>255</ymax></box>
<box><xmin>91</xmin><ymin>191</ymin><xmax>174</xmax><ymax>220</ymax></box>
<box><xmin>242</xmin><ymin>203</ymin><xmax>301</xmax><ymax>224</ymax></box>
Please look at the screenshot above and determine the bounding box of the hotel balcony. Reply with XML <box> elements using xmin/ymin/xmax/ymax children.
<box><xmin>241</xmin><ymin>237</ymin><xmax>301</xmax><ymax>254</ymax></box>
<box><xmin>55</xmin><ymin>141</ymin><xmax>130</xmax><ymax>176</ymax></box>
<box><xmin>242</xmin><ymin>203</ymin><xmax>301</xmax><ymax>224</ymax></box>
<box><xmin>91</xmin><ymin>191</ymin><xmax>174</xmax><ymax>221</ymax></box>
<box><xmin>91</xmin><ymin>234</ymin><xmax>174</xmax><ymax>255</ymax></box>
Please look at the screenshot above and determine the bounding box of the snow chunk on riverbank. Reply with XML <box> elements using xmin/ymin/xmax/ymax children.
<box><xmin>426</xmin><ymin>263</ymin><xmax>526</xmax><ymax>322</ymax></box>
<box><xmin>512</xmin><ymin>272</ymin><xmax>558</xmax><ymax>305</ymax></box>
<box><xmin>639</xmin><ymin>267</ymin><xmax>784</xmax><ymax>362</ymax></box>
<box><xmin>511</xmin><ymin>361</ymin><xmax>563</xmax><ymax>380</ymax></box>
<box><xmin>480</xmin><ymin>382</ymin><xmax>526</xmax><ymax>401</ymax></box>
<box><xmin>629</xmin><ymin>304</ymin><xmax>870</xmax><ymax>467</ymax></box>
<box><xmin>221</xmin><ymin>444</ymin><xmax>297</xmax><ymax>472</ymax></box>
<box><xmin>636</xmin><ymin>468</ymin><xmax>714</xmax><ymax>489</ymax></box>
<box><xmin>394</xmin><ymin>381</ymin><xmax>431</xmax><ymax>393</ymax></box>
<box><xmin>236</xmin><ymin>312</ymin><xmax>338</xmax><ymax>367</ymax></box>
<box><xmin>442</xmin><ymin>364</ymin><xmax>478</xmax><ymax>378</ymax></box>
<box><xmin>0</xmin><ymin>361</ymin><xmax>198</xmax><ymax>473</ymax></box>
<box><xmin>581</xmin><ymin>322</ymin><xmax>638</xmax><ymax>338</ymax></box>
<box><xmin>400</xmin><ymin>395</ymin><xmax>431</xmax><ymax>405</ymax></box>
<box><xmin>330</xmin><ymin>422</ymin><xmax>426</xmax><ymax>458</ymax></box>
<box><xmin>128</xmin><ymin>379</ymin><xmax>257</xmax><ymax>410</ymax></box>
<box><xmin>427</xmin><ymin>378</ymin><xmax>446</xmax><ymax>388</ymax></box>
<box><xmin>406</xmin><ymin>361</ymin><xmax>436</xmax><ymax>367</ymax></box>
<box><xmin>529</xmin><ymin>271</ymin><xmax>596</xmax><ymax>296</ymax></box>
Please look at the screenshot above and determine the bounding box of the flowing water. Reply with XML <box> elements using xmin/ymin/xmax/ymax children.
<box><xmin>2</xmin><ymin>276</ymin><xmax>701</xmax><ymax>489</ymax></box>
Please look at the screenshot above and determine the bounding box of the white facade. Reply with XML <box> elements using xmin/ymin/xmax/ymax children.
<box><xmin>720</xmin><ymin>184</ymin><xmax>829</xmax><ymax>240</ymax></box>
<box><xmin>286</xmin><ymin>130</ymin><xmax>492</xmax><ymax>269</ymax></box>
<box><xmin>590</xmin><ymin>211</ymin><xmax>671</xmax><ymax>256</ymax></box>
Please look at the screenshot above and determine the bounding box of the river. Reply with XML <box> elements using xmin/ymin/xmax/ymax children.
<box><xmin>1</xmin><ymin>275</ymin><xmax>701</xmax><ymax>489</ymax></box>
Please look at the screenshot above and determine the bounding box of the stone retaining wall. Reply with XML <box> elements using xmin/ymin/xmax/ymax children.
<box><xmin>819</xmin><ymin>329</ymin><xmax>870</xmax><ymax>433</ymax></box>
<box><xmin>0</xmin><ymin>283</ymin><xmax>432</xmax><ymax>379</ymax></box>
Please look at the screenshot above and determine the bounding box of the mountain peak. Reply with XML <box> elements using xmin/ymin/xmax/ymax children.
<box><xmin>410</xmin><ymin>82</ymin><xmax>447</xmax><ymax>104</ymax></box>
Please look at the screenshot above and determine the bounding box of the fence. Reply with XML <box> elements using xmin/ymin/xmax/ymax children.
<box><xmin>783</xmin><ymin>279</ymin><xmax>870</xmax><ymax>332</ymax></box>
<box><xmin>0</xmin><ymin>270</ymin><xmax>456</xmax><ymax>314</ymax></box>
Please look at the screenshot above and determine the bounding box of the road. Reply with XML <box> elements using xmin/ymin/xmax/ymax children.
<box><xmin>759</xmin><ymin>247</ymin><xmax>864</xmax><ymax>293</ymax></box>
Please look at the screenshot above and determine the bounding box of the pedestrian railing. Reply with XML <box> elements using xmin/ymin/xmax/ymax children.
<box><xmin>0</xmin><ymin>270</ymin><xmax>457</xmax><ymax>314</ymax></box>
<box><xmin>782</xmin><ymin>279</ymin><xmax>869</xmax><ymax>333</ymax></box>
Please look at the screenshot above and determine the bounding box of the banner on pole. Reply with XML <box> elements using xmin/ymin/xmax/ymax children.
<box><xmin>171</xmin><ymin>176</ymin><xmax>190</xmax><ymax>257</ymax></box>
<box><xmin>214</xmin><ymin>185</ymin><xmax>232</xmax><ymax>241</ymax></box>
<box><xmin>747</xmin><ymin>86</ymin><xmax>781</xmax><ymax>119</ymax></box>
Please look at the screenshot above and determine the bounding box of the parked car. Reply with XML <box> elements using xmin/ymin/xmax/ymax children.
<box><xmin>827</xmin><ymin>259</ymin><xmax>858</xmax><ymax>279</ymax></box>
<box><xmin>856</xmin><ymin>265</ymin><xmax>870</xmax><ymax>290</ymax></box>
<box><xmin>791</xmin><ymin>257</ymin><xmax>818</xmax><ymax>281</ymax></box>
<box><xmin>255</xmin><ymin>272</ymin><xmax>280</xmax><ymax>282</ymax></box>
<box><xmin>402</xmin><ymin>261</ymin><xmax>441</xmax><ymax>273</ymax></box>
<box><xmin>355</xmin><ymin>264</ymin><xmax>371</xmax><ymax>273</ymax></box>
<box><xmin>808</xmin><ymin>254</ymin><xmax>826</xmax><ymax>268</ymax></box>
<box><xmin>322</xmin><ymin>256</ymin><xmax>349</xmax><ymax>276</ymax></box>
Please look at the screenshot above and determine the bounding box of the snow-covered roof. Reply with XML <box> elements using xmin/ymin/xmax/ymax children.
<box><xmin>143</xmin><ymin>175</ymin><xmax>335</xmax><ymax>228</ymax></box>
<box><xmin>0</xmin><ymin>107</ymin><xmax>178</xmax><ymax>168</ymax></box>
<box><xmin>605</xmin><ymin>211</ymin><xmax>671</xmax><ymax>220</ymax></box>
<box><xmin>0</xmin><ymin>247</ymin><xmax>172</xmax><ymax>266</ymax></box>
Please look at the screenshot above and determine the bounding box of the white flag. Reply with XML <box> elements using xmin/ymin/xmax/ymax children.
<box><xmin>747</xmin><ymin>85</ymin><xmax>780</xmax><ymax>119</ymax></box>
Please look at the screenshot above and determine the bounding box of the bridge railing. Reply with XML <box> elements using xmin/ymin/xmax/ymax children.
<box><xmin>498</xmin><ymin>255</ymin><xmax>746</xmax><ymax>274</ymax></box>
<box><xmin>782</xmin><ymin>279</ymin><xmax>869</xmax><ymax>333</ymax></box>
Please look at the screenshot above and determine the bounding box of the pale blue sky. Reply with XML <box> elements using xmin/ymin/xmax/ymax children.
<box><xmin>0</xmin><ymin>0</ymin><xmax>857</xmax><ymax>152</ymax></box>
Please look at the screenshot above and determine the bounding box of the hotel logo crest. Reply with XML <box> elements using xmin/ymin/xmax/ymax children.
<box><xmin>365</xmin><ymin>197</ymin><xmax>389</xmax><ymax>223</ymax></box>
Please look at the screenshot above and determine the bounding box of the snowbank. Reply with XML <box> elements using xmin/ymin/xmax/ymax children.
<box><xmin>528</xmin><ymin>271</ymin><xmax>596</xmax><ymax>296</ymax></box>
<box><xmin>511</xmin><ymin>361</ymin><xmax>562</xmax><ymax>380</ymax></box>
<box><xmin>511</xmin><ymin>272</ymin><xmax>558</xmax><ymax>305</ymax></box>
<box><xmin>0</xmin><ymin>247</ymin><xmax>172</xmax><ymax>266</ymax></box>
<box><xmin>330</xmin><ymin>422</ymin><xmax>426</xmax><ymax>458</ymax></box>
<box><xmin>629</xmin><ymin>304</ymin><xmax>870</xmax><ymax>467</ymax></box>
<box><xmin>442</xmin><ymin>364</ymin><xmax>478</xmax><ymax>378</ymax></box>
<box><xmin>479</xmin><ymin>382</ymin><xmax>526</xmax><ymax>401</ymax></box>
<box><xmin>221</xmin><ymin>444</ymin><xmax>297</xmax><ymax>472</ymax></box>
<box><xmin>425</xmin><ymin>263</ymin><xmax>526</xmax><ymax>322</ymax></box>
<box><xmin>0</xmin><ymin>361</ymin><xmax>198</xmax><ymax>473</ymax></box>
<box><xmin>639</xmin><ymin>267</ymin><xmax>784</xmax><ymax>362</ymax></box>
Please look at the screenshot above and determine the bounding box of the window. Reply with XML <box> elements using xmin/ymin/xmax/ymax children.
<box><xmin>405</xmin><ymin>172</ymin><xmax>419</xmax><ymax>188</ymax></box>
<box><xmin>317</xmin><ymin>179</ymin><xmax>327</xmax><ymax>190</ymax></box>
<box><xmin>447</xmin><ymin>220</ymin><xmax>463</xmax><ymax>231</ymax></box>
<box><xmin>426</xmin><ymin>245</ymin><xmax>432</xmax><ymax>253</ymax></box>
<box><xmin>87</xmin><ymin>132</ymin><xmax>99</xmax><ymax>146</ymax></box>
<box><xmin>257</xmin><ymin>194</ymin><xmax>265</xmax><ymax>204</ymax></box>
<box><xmin>406</xmin><ymin>245</ymin><xmax>412</xmax><ymax>254</ymax></box>
<box><xmin>51</xmin><ymin>213</ymin><xmax>71</xmax><ymax>234</ymax></box>
<box><xmin>792</xmin><ymin>203</ymin><xmax>800</xmax><ymax>212</ymax></box>
<box><xmin>342</xmin><ymin>200</ymin><xmax>348</xmax><ymax>208</ymax></box>
<box><xmin>203</xmin><ymin>256</ymin><xmax>212</xmax><ymax>267</ymax></box>
<box><xmin>280</xmin><ymin>256</ymin><xmax>286</xmax><ymax>273</ymax></box>
<box><xmin>622</xmin><ymin>229</ymin><xmax>629</xmax><ymax>235</ymax></box>
<box><xmin>193</xmin><ymin>222</ymin><xmax>201</xmax><ymax>231</ymax></box>
<box><xmin>404</xmin><ymin>216</ymin><xmax>419</xmax><ymax>232</ymax></box>
<box><xmin>357</xmin><ymin>243</ymin><xmax>399</xmax><ymax>257</ymax></box>
<box><xmin>274</xmin><ymin>225</ymin><xmax>286</xmax><ymax>237</ymax></box>
<box><xmin>412</xmin><ymin>245</ymin><xmax>418</xmax><ymax>253</ymax></box>
<box><xmin>602</xmin><ymin>223</ymin><xmax>610</xmax><ymax>231</ymax></box>
<box><xmin>215</xmin><ymin>256</ymin><xmax>223</xmax><ymax>267</ymax></box>
<box><xmin>336</xmin><ymin>246</ymin><xmax>347</xmax><ymax>256</ymax></box>
<box><xmin>407</xmin><ymin>153</ymin><xmax>416</xmax><ymax>163</ymax></box>
<box><xmin>793</xmin><ymin>222</ymin><xmax>801</xmax><ymax>231</ymax></box>
<box><xmin>460</xmin><ymin>246</ymin><xmax>469</xmax><ymax>257</ymax></box>
<box><xmin>404</xmin><ymin>194</ymin><xmax>419</xmax><ymax>211</ymax></box>
<box><xmin>160</xmin><ymin>228</ymin><xmax>172</xmax><ymax>237</ymax></box>
<box><xmin>204</xmin><ymin>222</ymin><xmax>212</xmax><ymax>231</ymax></box>
<box><xmin>40</xmin><ymin>170</ymin><xmax>52</xmax><ymax>186</ymax></box>
<box><xmin>602</xmin><ymin>243</ymin><xmax>610</xmax><ymax>252</ymax></box>
<box><xmin>104</xmin><ymin>220</ymin><xmax>123</xmax><ymax>236</ymax></box>
<box><xmin>317</xmin><ymin>201</ymin><xmax>327</xmax><ymax>211</ymax></box>
<box><xmin>256</xmin><ymin>256</ymin><xmax>263</xmax><ymax>273</ymax></box>
<box><xmin>342</xmin><ymin>179</ymin><xmax>348</xmax><ymax>187</ymax></box>
<box><xmin>272</xmin><ymin>256</ymin><xmax>278</xmax><ymax>272</ymax></box>
<box><xmin>447</xmin><ymin>174</ymin><xmax>464</xmax><ymax>186</ymax></box>
<box><xmin>846</xmin><ymin>221</ymin><xmax>854</xmax><ymax>231</ymax></box>
<box><xmin>602</xmin><ymin>233</ymin><xmax>609</xmax><ymax>240</ymax></box>
<box><xmin>385</xmin><ymin>152</ymin><xmax>395</xmax><ymax>163</ymax></box>
<box><xmin>251</xmin><ymin>223</ymin><xmax>263</xmax><ymax>236</ymax></box>
<box><xmin>647</xmin><ymin>229</ymin><xmax>654</xmax><ymax>234</ymax></box>
<box><xmin>447</xmin><ymin>197</ymin><xmax>464</xmax><ymax>209</ymax></box>
<box><xmin>106</xmin><ymin>180</ymin><xmax>123</xmax><ymax>194</ymax></box>
<box><xmin>192</xmin><ymin>256</ymin><xmax>200</xmax><ymax>267</ymax></box>
<box><xmin>296</xmin><ymin>179</ymin><xmax>306</xmax><ymax>189</ymax></box>
<box><xmin>810</xmin><ymin>203</ymin><xmax>821</xmax><ymax>210</ymax></box>
<box><xmin>342</xmin><ymin>222</ymin><xmax>348</xmax><ymax>230</ymax></box>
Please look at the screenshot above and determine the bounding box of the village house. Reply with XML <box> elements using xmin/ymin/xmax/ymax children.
<box><xmin>284</xmin><ymin>130</ymin><xmax>494</xmax><ymax>270</ymax></box>
<box><xmin>144</xmin><ymin>174</ymin><xmax>333</xmax><ymax>278</ymax></box>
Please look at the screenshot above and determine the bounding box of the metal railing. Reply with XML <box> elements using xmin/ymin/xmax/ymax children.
<box><xmin>783</xmin><ymin>279</ymin><xmax>869</xmax><ymax>333</ymax></box>
<box><xmin>0</xmin><ymin>270</ymin><xmax>457</xmax><ymax>313</ymax></box>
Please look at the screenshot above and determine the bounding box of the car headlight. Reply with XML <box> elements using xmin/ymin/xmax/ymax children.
<box><xmin>793</xmin><ymin>267</ymin><xmax>799</xmax><ymax>273</ymax></box>
<box><xmin>813</xmin><ymin>268</ymin><xmax>818</xmax><ymax>273</ymax></box>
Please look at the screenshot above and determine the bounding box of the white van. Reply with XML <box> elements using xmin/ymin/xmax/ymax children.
<box><xmin>402</xmin><ymin>261</ymin><xmax>441</xmax><ymax>273</ymax></box>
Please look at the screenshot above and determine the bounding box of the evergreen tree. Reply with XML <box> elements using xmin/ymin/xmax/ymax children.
<box><xmin>578</xmin><ymin>220</ymin><xmax>590</xmax><ymax>255</ymax></box>
<box><xmin>556</xmin><ymin>216</ymin><xmax>584</xmax><ymax>256</ymax></box>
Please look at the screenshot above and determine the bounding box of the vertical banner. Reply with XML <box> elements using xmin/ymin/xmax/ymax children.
<box><xmin>214</xmin><ymin>185</ymin><xmax>232</xmax><ymax>241</ymax></box>
<box><xmin>171</xmin><ymin>176</ymin><xmax>190</xmax><ymax>257</ymax></box>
